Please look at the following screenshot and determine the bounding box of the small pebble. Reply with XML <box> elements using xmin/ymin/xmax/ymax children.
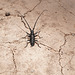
<box><xmin>5</xmin><ymin>12</ymin><xmax>10</xmax><ymax>16</ymax></box>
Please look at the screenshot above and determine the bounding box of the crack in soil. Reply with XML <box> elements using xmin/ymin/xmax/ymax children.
<box><xmin>11</xmin><ymin>48</ymin><xmax>17</xmax><ymax>74</ymax></box>
<box><xmin>63</xmin><ymin>54</ymin><xmax>74</xmax><ymax>68</ymax></box>
<box><xmin>24</xmin><ymin>0</ymin><xmax>42</xmax><ymax>15</ymax></box>
<box><xmin>40</xmin><ymin>42</ymin><xmax>59</xmax><ymax>53</ymax></box>
<box><xmin>0</xmin><ymin>48</ymin><xmax>17</xmax><ymax>74</ymax></box>
<box><xmin>17</xmin><ymin>0</ymin><xmax>42</xmax><ymax>17</ymax></box>
<box><xmin>55</xmin><ymin>0</ymin><xmax>75</xmax><ymax>17</ymax></box>
<box><xmin>1</xmin><ymin>39</ymin><xmax>24</xmax><ymax>44</ymax></box>
<box><xmin>58</xmin><ymin>31</ymin><xmax>75</xmax><ymax>75</ymax></box>
<box><xmin>3</xmin><ymin>0</ymin><xmax>42</xmax><ymax>17</ymax></box>
<box><xmin>0</xmin><ymin>71</ymin><xmax>8</xmax><ymax>74</ymax></box>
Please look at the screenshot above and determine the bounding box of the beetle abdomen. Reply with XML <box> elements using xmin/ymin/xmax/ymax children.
<box><xmin>30</xmin><ymin>34</ymin><xmax>35</xmax><ymax>46</ymax></box>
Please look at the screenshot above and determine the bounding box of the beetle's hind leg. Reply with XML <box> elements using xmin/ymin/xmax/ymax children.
<box><xmin>35</xmin><ymin>32</ymin><xmax>41</xmax><ymax>48</ymax></box>
<box><xmin>35</xmin><ymin>41</ymin><xmax>41</xmax><ymax>48</ymax></box>
<box><xmin>24</xmin><ymin>42</ymin><xmax>29</xmax><ymax>48</ymax></box>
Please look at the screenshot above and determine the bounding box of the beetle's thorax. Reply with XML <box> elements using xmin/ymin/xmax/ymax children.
<box><xmin>31</xmin><ymin>30</ymin><xmax>34</xmax><ymax>35</ymax></box>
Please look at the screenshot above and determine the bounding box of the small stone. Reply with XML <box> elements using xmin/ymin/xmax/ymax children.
<box><xmin>5</xmin><ymin>12</ymin><xmax>10</xmax><ymax>16</ymax></box>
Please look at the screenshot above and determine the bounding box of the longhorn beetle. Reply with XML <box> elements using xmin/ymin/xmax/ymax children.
<box><xmin>20</xmin><ymin>10</ymin><xmax>46</xmax><ymax>48</ymax></box>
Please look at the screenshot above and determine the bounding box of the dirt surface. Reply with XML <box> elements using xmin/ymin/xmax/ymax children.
<box><xmin>0</xmin><ymin>0</ymin><xmax>75</xmax><ymax>75</ymax></box>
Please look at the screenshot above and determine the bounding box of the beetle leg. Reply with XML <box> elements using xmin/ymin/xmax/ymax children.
<box><xmin>27</xmin><ymin>40</ymin><xmax>30</xmax><ymax>41</ymax></box>
<box><xmin>26</xmin><ymin>32</ymin><xmax>30</xmax><ymax>35</ymax></box>
<box><xmin>21</xmin><ymin>35</ymin><xmax>28</xmax><ymax>39</ymax></box>
<box><xmin>35</xmin><ymin>31</ymin><xmax>42</xmax><ymax>39</ymax></box>
<box><xmin>35</xmin><ymin>42</ymin><xmax>41</xmax><ymax>48</ymax></box>
<box><xmin>35</xmin><ymin>35</ymin><xmax>42</xmax><ymax>39</ymax></box>
<box><xmin>34</xmin><ymin>31</ymin><xmax>40</xmax><ymax>35</ymax></box>
<box><xmin>35</xmin><ymin>40</ymin><xmax>38</xmax><ymax>41</ymax></box>
<box><xmin>24</xmin><ymin>42</ymin><xmax>29</xmax><ymax>48</ymax></box>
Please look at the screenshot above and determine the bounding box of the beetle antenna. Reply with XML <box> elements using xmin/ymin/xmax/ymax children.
<box><xmin>33</xmin><ymin>10</ymin><xmax>47</xmax><ymax>30</ymax></box>
<box><xmin>21</xmin><ymin>16</ymin><xmax>31</xmax><ymax>31</ymax></box>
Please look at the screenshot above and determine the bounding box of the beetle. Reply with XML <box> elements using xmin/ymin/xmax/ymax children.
<box><xmin>20</xmin><ymin>10</ymin><xmax>46</xmax><ymax>48</ymax></box>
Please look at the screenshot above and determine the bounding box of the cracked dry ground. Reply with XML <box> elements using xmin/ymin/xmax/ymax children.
<box><xmin>0</xmin><ymin>0</ymin><xmax>75</xmax><ymax>75</ymax></box>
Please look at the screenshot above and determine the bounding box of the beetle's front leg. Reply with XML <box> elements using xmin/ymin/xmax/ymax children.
<box><xmin>25</xmin><ymin>42</ymin><xmax>30</xmax><ymax>48</ymax></box>
<box><xmin>34</xmin><ymin>31</ymin><xmax>40</xmax><ymax>35</ymax></box>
